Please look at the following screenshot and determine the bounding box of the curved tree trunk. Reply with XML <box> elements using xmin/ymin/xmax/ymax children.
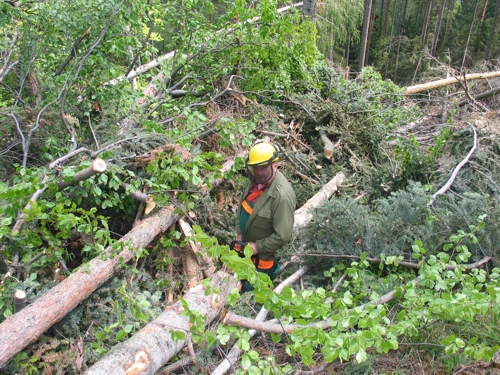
<box><xmin>0</xmin><ymin>206</ymin><xmax>180</xmax><ymax>368</ymax></box>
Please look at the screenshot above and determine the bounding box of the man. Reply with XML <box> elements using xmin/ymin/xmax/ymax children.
<box><xmin>234</xmin><ymin>141</ymin><xmax>296</xmax><ymax>291</ymax></box>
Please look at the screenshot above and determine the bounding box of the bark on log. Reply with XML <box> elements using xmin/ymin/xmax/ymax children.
<box><xmin>457</xmin><ymin>86</ymin><xmax>500</xmax><ymax>106</ymax></box>
<box><xmin>179</xmin><ymin>217</ymin><xmax>217</xmax><ymax>279</ymax></box>
<box><xmin>0</xmin><ymin>206</ymin><xmax>180</xmax><ymax>368</ymax></box>
<box><xmin>182</xmin><ymin>242</ymin><xmax>201</xmax><ymax>289</ymax></box>
<box><xmin>318</xmin><ymin>129</ymin><xmax>334</xmax><ymax>159</ymax></box>
<box><xmin>85</xmin><ymin>270</ymin><xmax>237</xmax><ymax>375</ymax></box>
<box><xmin>293</xmin><ymin>171</ymin><xmax>346</xmax><ymax>228</ymax></box>
<box><xmin>404</xmin><ymin>70</ymin><xmax>500</xmax><ymax>94</ymax></box>
<box><xmin>57</xmin><ymin>158</ymin><xmax>107</xmax><ymax>190</ymax></box>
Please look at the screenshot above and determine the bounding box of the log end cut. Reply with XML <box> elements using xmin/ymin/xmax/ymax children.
<box><xmin>92</xmin><ymin>158</ymin><xmax>107</xmax><ymax>173</ymax></box>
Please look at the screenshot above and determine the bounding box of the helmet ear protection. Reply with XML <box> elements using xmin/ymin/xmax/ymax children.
<box><xmin>247</xmin><ymin>141</ymin><xmax>279</xmax><ymax>166</ymax></box>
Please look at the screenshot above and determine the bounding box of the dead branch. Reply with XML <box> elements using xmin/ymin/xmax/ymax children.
<box><xmin>57</xmin><ymin>158</ymin><xmax>107</xmax><ymax>190</ymax></box>
<box><xmin>428</xmin><ymin>123</ymin><xmax>477</xmax><ymax>206</ymax></box>
<box><xmin>295</xmin><ymin>362</ymin><xmax>332</xmax><ymax>375</ymax></box>
<box><xmin>460</xmin><ymin>70</ymin><xmax>491</xmax><ymax>112</ymax></box>
<box><xmin>404</xmin><ymin>70</ymin><xmax>500</xmax><ymax>94</ymax></box>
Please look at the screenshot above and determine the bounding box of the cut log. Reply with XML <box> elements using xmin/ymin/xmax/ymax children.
<box><xmin>182</xmin><ymin>242</ymin><xmax>201</xmax><ymax>289</ymax></box>
<box><xmin>85</xmin><ymin>270</ymin><xmax>237</xmax><ymax>375</ymax></box>
<box><xmin>179</xmin><ymin>217</ymin><xmax>217</xmax><ymax>279</ymax></box>
<box><xmin>318</xmin><ymin>129</ymin><xmax>334</xmax><ymax>159</ymax></box>
<box><xmin>404</xmin><ymin>70</ymin><xmax>500</xmax><ymax>95</ymax></box>
<box><xmin>0</xmin><ymin>206</ymin><xmax>180</xmax><ymax>368</ymax></box>
<box><xmin>57</xmin><ymin>158</ymin><xmax>107</xmax><ymax>190</ymax></box>
<box><xmin>294</xmin><ymin>171</ymin><xmax>346</xmax><ymax>228</ymax></box>
<box><xmin>13</xmin><ymin>290</ymin><xmax>27</xmax><ymax>313</ymax></box>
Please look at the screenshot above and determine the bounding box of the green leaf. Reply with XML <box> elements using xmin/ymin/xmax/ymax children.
<box><xmin>124</xmin><ymin>324</ymin><xmax>133</xmax><ymax>333</ymax></box>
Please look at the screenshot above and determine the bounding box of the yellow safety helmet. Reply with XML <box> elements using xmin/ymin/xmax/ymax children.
<box><xmin>247</xmin><ymin>142</ymin><xmax>279</xmax><ymax>166</ymax></box>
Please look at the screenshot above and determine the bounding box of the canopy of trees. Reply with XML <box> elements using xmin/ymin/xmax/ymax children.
<box><xmin>1</xmin><ymin>0</ymin><xmax>500</xmax><ymax>373</ymax></box>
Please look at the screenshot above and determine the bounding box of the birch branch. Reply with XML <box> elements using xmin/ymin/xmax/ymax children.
<box><xmin>222</xmin><ymin>256</ymin><xmax>491</xmax><ymax>334</ymax></box>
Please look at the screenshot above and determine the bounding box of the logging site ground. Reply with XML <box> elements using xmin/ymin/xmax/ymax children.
<box><xmin>2</xmin><ymin>67</ymin><xmax>500</xmax><ymax>375</ymax></box>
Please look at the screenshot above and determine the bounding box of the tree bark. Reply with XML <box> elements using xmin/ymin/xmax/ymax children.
<box><xmin>404</xmin><ymin>70</ymin><xmax>500</xmax><ymax>94</ymax></box>
<box><xmin>428</xmin><ymin>124</ymin><xmax>477</xmax><ymax>206</ymax></box>
<box><xmin>178</xmin><ymin>217</ymin><xmax>217</xmax><ymax>279</ymax></box>
<box><xmin>0</xmin><ymin>206</ymin><xmax>180</xmax><ymax>368</ymax></box>
<box><xmin>294</xmin><ymin>172</ymin><xmax>346</xmax><ymax>228</ymax></box>
<box><xmin>85</xmin><ymin>270</ymin><xmax>237</xmax><ymax>375</ymax></box>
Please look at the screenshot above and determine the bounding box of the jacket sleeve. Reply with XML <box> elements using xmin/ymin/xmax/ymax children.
<box><xmin>256</xmin><ymin>190</ymin><xmax>296</xmax><ymax>259</ymax></box>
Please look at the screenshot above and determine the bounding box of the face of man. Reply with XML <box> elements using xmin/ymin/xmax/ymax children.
<box><xmin>249</xmin><ymin>162</ymin><xmax>277</xmax><ymax>184</ymax></box>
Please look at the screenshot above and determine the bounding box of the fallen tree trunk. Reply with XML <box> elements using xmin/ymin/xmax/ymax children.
<box><xmin>294</xmin><ymin>171</ymin><xmax>346</xmax><ymax>228</ymax></box>
<box><xmin>0</xmin><ymin>206</ymin><xmax>180</xmax><ymax>368</ymax></box>
<box><xmin>86</xmin><ymin>270</ymin><xmax>237</xmax><ymax>375</ymax></box>
<box><xmin>179</xmin><ymin>217</ymin><xmax>217</xmax><ymax>279</ymax></box>
<box><xmin>404</xmin><ymin>70</ymin><xmax>500</xmax><ymax>95</ymax></box>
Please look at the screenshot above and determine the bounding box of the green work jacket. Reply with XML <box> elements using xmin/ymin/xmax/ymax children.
<box><xmin>236</xmin><ymin>171</ymin><xmax>296</xmax><ymax>261</ymax></box>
